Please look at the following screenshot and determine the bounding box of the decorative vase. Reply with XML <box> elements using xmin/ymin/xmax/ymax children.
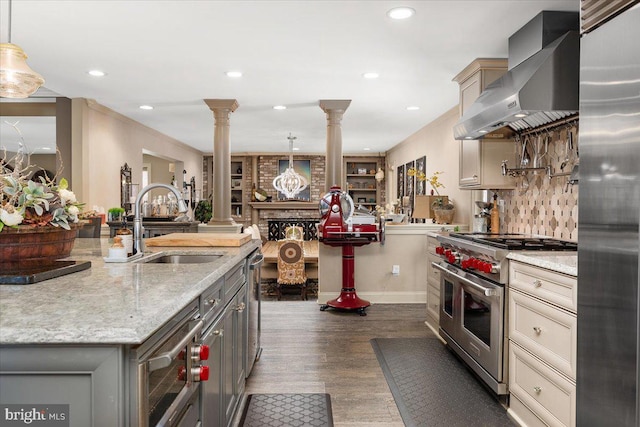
<box><xmin>0</xmin><ymin>225</ymin><xmax>80</xmax><ymax>268</ymax></box>
<box><xmin>433</xmin><ymin>208</ymin><xmax>455</xmax><ymax>224</ymax></box>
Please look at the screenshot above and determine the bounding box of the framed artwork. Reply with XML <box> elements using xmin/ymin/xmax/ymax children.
<box><xmin>415</xmin><ymin>156</ymin><xmax>426</xmax><ymax>196</ymax></box>
<box><xmin>405</xmin><ymin>160</ymin><xmax>415</xmax><ymax>209</ymax></box>
<box><xmin>276</xmin><ymin>159</ymin><xmax>311</xmax><ymax>201</ymax></box>
<box><xmin>397</xmin><ymin>164</ymin><xmax>405</xmax><ymax>200</ymax></box>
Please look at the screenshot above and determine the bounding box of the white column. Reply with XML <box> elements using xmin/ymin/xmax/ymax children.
<box><xmin>204</xmin><ymin>99</ymin><xmax>241</xmax><ymax>232</ymax></box>
<box><xmin>319</xmin><ymin>100</ymin><xmax>351</xmax><ymax>193</ymax></box>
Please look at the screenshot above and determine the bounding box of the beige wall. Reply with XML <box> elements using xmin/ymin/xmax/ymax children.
<box><xmin>317</xmin><ymin>224</ymin><xmax>467</xmax><ymax>304</ymax></box>
<box><xmin>70</xmin><ymin>99</ymin><xmax>203</xmax><ymax>212</ymax></box>
<box><xmin>384</xmin><ymin>106</ymin><xmax>472</xmax><ymax>226</ymax></box>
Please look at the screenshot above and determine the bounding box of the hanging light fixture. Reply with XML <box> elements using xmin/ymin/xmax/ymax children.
<box><xmin>273</xmin><ymin>133</ymin><xmax>308</xmax><ymax>199</ymax></box>
<box><xmin>0</xmin><ymin>0</ymin><xmax>45</xmax><ymax>98</ymax></box>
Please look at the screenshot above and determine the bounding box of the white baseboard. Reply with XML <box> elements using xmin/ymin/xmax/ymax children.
<box><xmin>316</xmin><ymin>291</ymin><xmax>426</xmax><ymax>304</ymax></box>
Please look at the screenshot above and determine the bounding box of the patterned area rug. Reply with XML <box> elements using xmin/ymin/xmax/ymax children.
<box><xmin>239</xmin><ymin>393</ymin><xmax>333</xmax><ymax>427</ymax></box>
<box><xmin>371</xmin><ymin>337</ymin><xmax>515</xmax><ymax>427</ymax></box>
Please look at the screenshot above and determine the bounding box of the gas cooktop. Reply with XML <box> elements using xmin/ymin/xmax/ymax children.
<box><xmin>448</xmin><ymin>233</ymin><xmax>578</xmax><ymax>251</ymax></box>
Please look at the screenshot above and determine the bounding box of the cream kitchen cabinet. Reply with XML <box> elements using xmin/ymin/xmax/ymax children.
<box><xmin>453</xmin><ymin>59</ymin><xmax>516</xmax><ymax>189</ymax></box>
<box><xmin>508</xmin><ymin>260</ymin><xmax>578</xmax><ymax>427</ymax></box>
<box><xmin>426</xmin><ymin>235</ymin><xmax>441</xmax><ymax>329</ymax></box>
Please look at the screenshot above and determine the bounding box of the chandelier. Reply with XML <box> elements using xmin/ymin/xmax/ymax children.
<box><xmin>0</xmin><ymin>0</ymin><xmax>45</xmax><ymax>98</ymax></box>
<box><xmin>273</xmin><ymin>133</ymin><xmax>308</xmax><ymax>199</ymax></box>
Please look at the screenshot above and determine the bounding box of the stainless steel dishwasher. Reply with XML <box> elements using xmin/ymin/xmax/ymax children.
<box><xmin>246</xmin><ymin>249</ymin><xmax>264</xmax><ymax>376</ymax></box>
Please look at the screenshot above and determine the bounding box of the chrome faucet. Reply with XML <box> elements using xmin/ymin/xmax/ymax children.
<box><xmin>133</xmin><ymin>183</ymin><xmax>188</xmax><ymax>255</ymax></box>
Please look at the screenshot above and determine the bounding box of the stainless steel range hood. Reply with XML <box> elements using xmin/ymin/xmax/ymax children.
<box><xmin>454</xmin><ymin>12</ymin><xmax>579</xmax><ymax>140</ymax></box>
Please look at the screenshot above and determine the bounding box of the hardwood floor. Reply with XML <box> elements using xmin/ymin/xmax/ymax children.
<box><xmin>241</xmin><ymin>299</ymin><xmax>434</xmax><ymax>426</ymax></box>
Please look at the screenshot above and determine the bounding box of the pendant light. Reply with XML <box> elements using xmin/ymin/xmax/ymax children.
<box><xmin>272</xmin><ymin>133</ymin><xmax>308</xmax><ymax>199</ymax></box>
<box><xmin>0</xmin><ymin>0</ymin><xmax>45</xmax><ymax>98</ymax></box>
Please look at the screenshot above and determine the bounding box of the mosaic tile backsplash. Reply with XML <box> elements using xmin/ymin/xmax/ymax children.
<box><xmin>496</xmin><ymin>124</ymin><xmax>579</xmax><ymax>242</ymax></box>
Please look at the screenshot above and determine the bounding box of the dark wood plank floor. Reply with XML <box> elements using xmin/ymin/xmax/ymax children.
<box><xmin>241</xmin><ymin>300</ymin><xmax>433</xmax><ymax>426</ymax></box>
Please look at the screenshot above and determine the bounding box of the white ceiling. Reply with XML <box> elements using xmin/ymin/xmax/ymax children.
<box><xmin>0</xmin><ymin>0</ymin><xmax>579</xmax><ymax>154</ymax></box>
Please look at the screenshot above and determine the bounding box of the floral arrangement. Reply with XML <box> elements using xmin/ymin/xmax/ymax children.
<box><xmin>407</xmin><ymin>168</ymin><xmax>446</xmax><ymax>196</ymax></box>
<box><xmin>1</xmin><ymin>122</ymin><xmax>83</xmax><ymax>233</ymax></box>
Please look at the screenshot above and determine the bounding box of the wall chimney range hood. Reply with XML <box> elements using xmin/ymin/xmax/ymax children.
<box><xmin>454</xmin><ymin>11</ymin><xmax>579</xmax><ymax>140</ymax></box>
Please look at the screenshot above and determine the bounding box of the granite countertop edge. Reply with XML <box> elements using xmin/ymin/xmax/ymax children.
<box><xmin>507</xmin><ymin>251</ymin><xmax>577</xmax><ymax>277</ymax></box>
<box><xmin>0</xmin><ymin>238</ymin><xmax>261</xmax><ymax>346</ymax></box>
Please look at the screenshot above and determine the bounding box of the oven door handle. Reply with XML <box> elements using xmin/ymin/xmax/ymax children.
<box><xmin>148</xmin><ymin>320</ymin><xmax>204</xmax><ymax>372</ymax></box>
<box><xmin>431</xmin><ymin>262</ymin><xmax>500</xmax><ymax>297</ymax></box>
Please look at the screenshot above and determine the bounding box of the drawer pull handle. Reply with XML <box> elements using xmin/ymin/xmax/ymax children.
<box><xmin>213</xmin><ymin>329</ymin><xmax>223</xmax><ymax>336</ymax></box>
<box><xmin>533</xmin><ymin>386</ymin><xmax>542</xmax><ymax>394</ymax></box>
<box><xmin>533</xmin><ymin>326</ymin><xmax>542</xmax><ymax>334</ymax></box>
<box><xmin>206</xmin><ymin>298</ymin><xmax>218</xmax><ymax>307</ymax></box>
<box><xmin>533</xmin><ymin>280</ymin><xmax>543</xmax><ymax>288</ymax></box>
<box><xmin>235</xmin><ymin>302</ymin><xmax>246</xmax><ymax>312</ymax></box>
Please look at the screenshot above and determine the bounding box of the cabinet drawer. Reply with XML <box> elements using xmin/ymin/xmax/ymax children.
<box><xmin>426</xmin><ymin>284</ymin><xmax>440</xmax><ymax>324</ymax></box>
<box><xmin>509</xmin><ymin>342</ymin><xmax>576</xmax><ymax>427</ymax></box>
<box><xmin>427</xmin><ymin>253</ymin><xmax>441</xmax><ymax>284</ymax></box>
<box><xmin>508</xmin><ymin>394</ymin><xmax>547</xmax><ymax>427</ymax></box>
<box><xmin>201</xmin><ymin>278</ymin><xmax>224</xmax><ymax>325</ymax></box>
<box><xmin>509</xmin><ymin>261</ymin><xmax>577</xmax><ymax>312</ymax></box>
<box><xmin>509</xmin><ymin>290</ymin><xmax>577</xmax><ymax>380</ymax></box>
<box><xmin>427</xmin><ymin>237</ymin><xmax>439</xmax><ymax>256</ymax></box>
<box><xmin>225</xmin><ymin>263</ymin><xmax>246</xmax><ymax>300</ymax></box>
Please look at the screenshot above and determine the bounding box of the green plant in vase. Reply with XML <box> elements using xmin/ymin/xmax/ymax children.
<box><xmin>107</xmin><ymin>207</ymin><xmax>125</xmax><ymax>222</ymax></box>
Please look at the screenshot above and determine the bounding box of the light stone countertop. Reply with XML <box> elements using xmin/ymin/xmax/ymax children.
<box><xmin>507</xmin><ymin>251</ymin><xmax>577</xmax><ymax>277</ymax></box>
<box><xmin>0</xmin><ymin>238</ymin><xmax>261</xmax><ymax>345</ymax></box>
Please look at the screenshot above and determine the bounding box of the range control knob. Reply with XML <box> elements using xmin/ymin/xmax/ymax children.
<box><xmin>480</xmin><ymin>262</ymin><xmax>494</xmax><ymax>274</ymax></box>
<box><xmin>177</xmin><ymin>366</ymin><xmax>187</xmax><ymax>381</ymax></box>
<box><xmin>461</xmin><ymin>259</ymin><xmax>471</xmax><ymax>269</ymax></box>
<box><xmin>192</xmin><ymin>344</ymin><xmax>210</xmax><ymax>362</ymax></box>
<box><xmin>193</xmin><ymin>365</ymin><xmax>210</xmax><ymax>382</ymax></box>
<box><xmin>435</xmin><ymin>246</ymin><xmax>445</xmax><ymax>255</ymax></box>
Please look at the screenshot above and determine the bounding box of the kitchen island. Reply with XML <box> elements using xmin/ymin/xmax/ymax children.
<box><xmin>0</xmin><ymin>237</ymin><xmax>261</xmax><ymax>427</ymax></box>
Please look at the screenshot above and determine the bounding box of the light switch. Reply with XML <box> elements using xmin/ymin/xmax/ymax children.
<box><xmin>392</xmin><ymin>265</ymin><xmax>400</xmax><ymax>276</ymax></box>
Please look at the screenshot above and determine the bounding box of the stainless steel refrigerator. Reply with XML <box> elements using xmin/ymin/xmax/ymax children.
<box><xmin>578</xmin><ymin>4</ymin><xmax>640</xmax><ymax>426</ymax></box>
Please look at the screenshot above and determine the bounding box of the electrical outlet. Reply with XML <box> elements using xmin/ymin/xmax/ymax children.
<box><xmin>498</xmin><ymin>199</ymin><xmax>505</xmax><ymax>213</ymax></box>
<box><xmin>392</xmin><ymin>265</ymin><xmax>400</xmax><ymax>276</ymax></box>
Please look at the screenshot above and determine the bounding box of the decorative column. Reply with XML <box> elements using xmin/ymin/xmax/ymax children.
<box><xmin>319</xmin><ymin>100</ymin><xmax>351</xmax><ymax>192</ymax></box>
<box><xmin>204</xmin><ymin>99</ymin><xmax>242</xmax><ymax>233</ymax></box>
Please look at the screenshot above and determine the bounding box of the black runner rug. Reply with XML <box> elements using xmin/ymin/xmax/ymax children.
<box><xmin>239</xmin><ymin>393</ymin><xmax>333</xmax><ymax>427</ymax></box>
<box><xmin>371</xmin><ymin>337</ymin><xmax>515</xmax><ymax>427</ymax></box>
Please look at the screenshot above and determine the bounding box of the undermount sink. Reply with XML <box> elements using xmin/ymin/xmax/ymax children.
<box><xmin>141</xmin><ymin>254</ymin><xmax>222</xmax><ymax>264</ymax></box>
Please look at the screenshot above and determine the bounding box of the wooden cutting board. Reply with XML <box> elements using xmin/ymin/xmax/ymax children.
<box><xmin>145</xmin><ymin>233</ymin><xmax>251</xmax><ymax>247</ymax></box>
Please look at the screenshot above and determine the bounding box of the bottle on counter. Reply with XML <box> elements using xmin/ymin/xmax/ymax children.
<box><xmin>490</xmin><ymin>194</ymin><xmax>500</xmax><ymax>234</ymax></box>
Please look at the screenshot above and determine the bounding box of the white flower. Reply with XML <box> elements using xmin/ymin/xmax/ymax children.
<box><xmin>67</xmin><ymin>205</ymin><xmax>80</xmax><ymax>222</ymax></box>
<box><xmin>0</xmin><ymin>207</ymin><xmax>24</xmax><ymax>226</ymax></box>
<box><xmin>59</xmin><ymin>189</ymin><xmax>77</xmax><ymax>204</ymax></box>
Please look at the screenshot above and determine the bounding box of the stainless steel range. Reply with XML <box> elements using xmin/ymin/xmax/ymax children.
<box><xmin>432</xmin><ymin>233</ymin><xmax>577</xmax><ymax>395</ymax></box>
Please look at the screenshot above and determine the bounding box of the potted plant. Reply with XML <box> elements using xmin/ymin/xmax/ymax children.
<box><xmin>1</xmin><ymin>124</ymin><xmax>84</xmax><ymax>267</ymax></box>
<box><xmin>194</xmin><ymin>200</ymin><xmax>213</xmax><ymax>223</ymax></box>
<box><xmin>107</xmin><ymin>207</ymin><xmax>125</xmax><ymax>222</ymax></box>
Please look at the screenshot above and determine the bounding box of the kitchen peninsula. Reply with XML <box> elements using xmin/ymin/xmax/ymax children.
<box><xmin>0</xmin><ymin>238</ymin><xmax>260</xmax><ymax>427</ymax></box>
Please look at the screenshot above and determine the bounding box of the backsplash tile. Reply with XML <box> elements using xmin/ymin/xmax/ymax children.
<box><xmin>496</xmin><ymin>124</ymin><xmax>579</xmax><ymax>242</ymax></box>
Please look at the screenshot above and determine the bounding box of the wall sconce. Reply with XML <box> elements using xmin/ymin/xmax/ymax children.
<box><xmin>375</xmin><ymin>167</ymin><xmax>385</xmax><ymax>182</ymax></box>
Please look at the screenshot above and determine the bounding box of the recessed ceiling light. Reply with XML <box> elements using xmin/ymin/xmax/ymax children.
<box><xmin>465</xmin><ymin>136</ymin><xmax>473</xmax><ymax>139</ymax></box>
<box><xmin>41</xmin><ymin>146</ymin><xmax>52</xmax><ymax>150</ymax></box>
<box><xmin>273</xmin><ymin>105</ymin><xmax>287</xmax><ymax>110</ymax></box>
<box><xmin>406</xmin><ymin>106</ymin><xmax>420</xmax><ymax>111</ymax></box>
<box><xmin>87</xmin><ymin>70</ymin><xmax>106</xmax><ymax>77</ymax></box>
<box><xmin>363</xmin><ymin>147</ymin><xmax>371</xmax><ymax>151</ymax></box>
<box><xmin>514</xmin><ymin>113</ymin><xmax>527</xmax><ymax>118</ymax></box>
<box><xmin>387</xmin><ymin>7</ymin><xmax>415</xmax><ymax>20</ymax></box>
<box><xmin>292</xmin><ymin>147</ymin><xmax>300</xmax><ymax>151</ymax></box>
<box><xmin>139</xmin><ymin>105</ymin><xmax>153</xmax><ymax>110</ymax></box>
<box><xmin>226</xmin><ymin>71</ymin><xmax>242</xmax><ymax>78</ymax></box>
<box><xmin>479</xmin><ymin>130</ymin><xmax>488</xmax><ymax>134</ymax></box>
<box><xmin>363</xmin><ymin>72</ymin><xmax>379</xmax><ymax>79</ymax></box>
